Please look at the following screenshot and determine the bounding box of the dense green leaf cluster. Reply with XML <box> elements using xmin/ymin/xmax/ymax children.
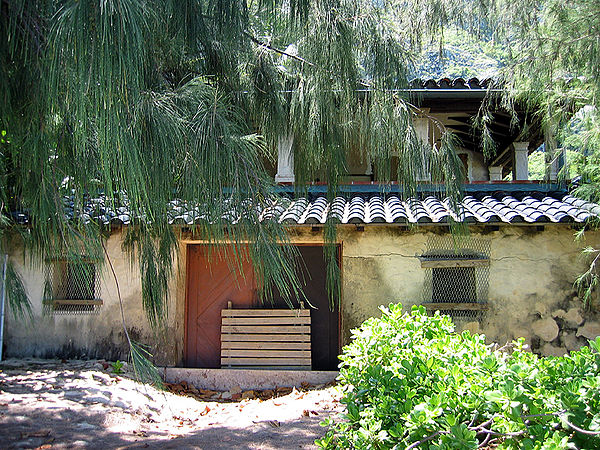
<box><xmin>318</xmin><ymin>304</ymin><xmax>600</xmax><ymax>449</ymax></box>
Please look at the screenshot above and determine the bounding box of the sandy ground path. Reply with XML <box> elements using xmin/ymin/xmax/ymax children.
<box><xmin>0</xmin><ymin>359</ymin><xmax>342</xmax><ymax>449</ymax></box>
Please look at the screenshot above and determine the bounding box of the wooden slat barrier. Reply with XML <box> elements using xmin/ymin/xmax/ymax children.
<box><xmin>221</xmin><ymin>307</ymin><xmax>311</xmax><ymax>369</ymax></box>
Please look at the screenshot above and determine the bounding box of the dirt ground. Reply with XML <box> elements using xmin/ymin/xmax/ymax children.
<box><xmin>0</xmin><ymin>359</ymin><xmax>343</xmax><ymax>449</ymax></box>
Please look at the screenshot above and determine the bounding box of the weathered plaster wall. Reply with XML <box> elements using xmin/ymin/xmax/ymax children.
<box><xmin>4</xmin><ymin>230</ymin><xmax>180</xmax><ymax>365</ymax></box>
<box><xmin>5</xmin><ymin>225</ymin><xmax>600</xmax><ymax>364</ymax></box>
<box><xmin>335</xmin><ymin>225</ymin><xmax>600</xmax><ymax>355</ymax></box>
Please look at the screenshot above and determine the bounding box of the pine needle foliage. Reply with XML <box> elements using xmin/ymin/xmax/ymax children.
<box><xmin>483</xmin><ymin>0</ymin><xmax>600</xmax><ymax>308</ymax></box>
<box><xmin>0</xmin><ymin>0</ymin><xmax>471</xmax><ymax>368</ymax></box>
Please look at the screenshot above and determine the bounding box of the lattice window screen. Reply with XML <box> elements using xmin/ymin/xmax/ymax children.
<box><xmin>432</xmin><ymin>267</ymin><xmax>477</xmax><ymax>303</ymax></box>
<box><xmin>421</xmin><ymin>236</ymin><xmax>490</xmax><ymax>321</ymax></box>
<box><xmin>44</xmin><ymin>259</ymin><xmax>102</xmax><ymax>315</ymax></box>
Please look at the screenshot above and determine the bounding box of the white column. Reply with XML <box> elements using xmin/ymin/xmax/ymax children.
<box><xmin>513</xmin><ymin>142</ymin><xmax>529</xmax><ymax>181</ymax></box>
<box><xmin>548</xmin><ymin>155</ymin><xmax>558</xmax><ymax>181</ymax></box>
<box><xmin>414</xmin><ymin>118</ymin><xmax>430</xmax><ymax>181</ymax></box>
<box><xmin>548</xmin><ymin>148</ymin><xmax>565</xmax><ymax>182</ymax></box>
<box><xmin>275</xmin><ymin>134</ymin><xmax>294</xmax><ymax>183</ymax></box>
<box><xmin>365</xmin><ymin>153</ymin><xmax>373</xmax><ymax>176</ymax></box>
<box><xmin>489</xmin><ymin>166</ymin><xmax>503</xmax><ymax>181</ymax></box>
<box><xmin>545</xmin><ymin>122</ymin><xmax>558</xmax><ymax>182</ymax></box>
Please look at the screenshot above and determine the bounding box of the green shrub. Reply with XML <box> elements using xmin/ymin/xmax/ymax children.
<box><xmin>111</xmin><ymin>360</ymin><xmax>124</xmax><ymax>375</ymax></box>
<box><xmin>317</xmin><ymin>304</ymin><xmax>600</xmax><ymax>449</ymax></box>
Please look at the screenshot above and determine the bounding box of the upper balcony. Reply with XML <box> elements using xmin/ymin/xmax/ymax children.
<box><xmin>269</xmin><ymin>77</ymin><xmax>563</xmax><ymax>186</ymax></box>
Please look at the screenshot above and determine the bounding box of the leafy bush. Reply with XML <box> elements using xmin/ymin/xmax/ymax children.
<box><xmin>317</xmin><ymin>304</ymin><xmax>600</xmax><ymax>449</ymax></box>
<box><xmin>111</xmin><ymin>360</ymin><xmax>124</xmax><ymax>375</ymax></box>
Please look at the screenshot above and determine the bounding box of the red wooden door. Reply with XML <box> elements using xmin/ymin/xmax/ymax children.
<box><xmin>185</xmin><ymin>245</ymin><xmax>256</xmax><ymax>368</ymax></box>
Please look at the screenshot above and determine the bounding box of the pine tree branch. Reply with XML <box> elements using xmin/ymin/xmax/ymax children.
<box><xmin>244</xmin><ymin>31</ymin><xmax>314</xmax><ymax>67</ymax></box>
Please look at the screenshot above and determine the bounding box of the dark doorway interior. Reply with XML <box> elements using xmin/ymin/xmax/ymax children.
<box><xmin>258</xmin><ymin>246</ymin><xmax>341</xmax><ymax>371</ymax></box>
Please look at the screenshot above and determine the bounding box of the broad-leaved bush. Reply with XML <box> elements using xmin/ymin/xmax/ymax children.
<box><xmin>317</xmin><ymin>304</ymin><xmax>600</xmax><ymax>449</ymax></box>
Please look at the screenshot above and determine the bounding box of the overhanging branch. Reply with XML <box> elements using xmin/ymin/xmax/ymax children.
<box><xmin>244</xmin><ymin>31</ymin><xmax>314</xmax><ymax>67</ymax></box>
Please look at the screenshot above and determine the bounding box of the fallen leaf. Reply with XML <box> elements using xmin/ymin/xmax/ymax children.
<box><xmin>269</xmin><ymin>420</ymin><xmax>280</xmax><ymax>427</ymax></box>
<box><xmin>21</xmin><ymin>430</ymin><xmax>51</xmax><ymax>438</ymax></box>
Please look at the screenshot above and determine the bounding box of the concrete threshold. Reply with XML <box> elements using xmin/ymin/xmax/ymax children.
<box><xmin>163</xmin><ymin>367</ymin><xmax>339</xmax><ymax>391</ymax></box>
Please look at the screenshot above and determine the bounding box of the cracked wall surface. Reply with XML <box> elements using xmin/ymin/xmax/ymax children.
<box><xmin>4</xmin><ymin>225</ymin><xmax>600</xmax><ymax>364</ymax></box>
<box><xmin>335</xmin><ymin>225</ymin><xmax>600</xmax><ymax>353</ymax></box>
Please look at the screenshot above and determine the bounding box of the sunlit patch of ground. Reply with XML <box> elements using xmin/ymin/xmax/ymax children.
<box><xmin>0</xmin><ymin>359</ymin><xmax>343</xmax><ymax>449</ymax></box>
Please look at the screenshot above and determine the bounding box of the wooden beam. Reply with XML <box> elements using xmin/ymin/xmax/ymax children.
<box><xmin>221</xmin><ymin>349</ymin><xmax>311</xmax><ymax>358</ymax></box>
<box><xmin>222</xmin><ymin>316</ymin><xmax>311</xmax><ymax>325</ymax></box>
<box><xmin>221</xmin><ymin>333</ymin><xmax>310</xmax><ymax>342</ymax></box>
<box><xmin>221</xmin><ymin>341</ymin><xmax>311</xmax><ymax>350</ymax></box>
<box><xmin>489</xmin><ymin>120</ymin><xmax>511</xmax><ymax>130</ymax></box>
<box><xmin>220</xmin><ymin>357</ymin><xmax>311</xmax><ymax>366</ymax></box>
<box><xmin>422</xmin><ymin>302</ymin><xmax>489</xmax><ymax>311</ymax></box>
<box><xmin>52</xmin><ymin>299</ymin><xmax>103</xmax><ymax>306</ymax></box>
<box><xmin>420</xmin><ymin>258</ymin><xmax>490</xmax><ymax>268</ymax></box>
<box><xmin>489</xmin><ymin>146</ymin><xmax>511</xmax><ymax>166</ymax></box>
<box><xmin>221</xmin><ymin>309</ymin><xmax>309</xmax><ymax>317</ymax></box>
<box><xmin>221</xmin><ymin>325</ymin><xmax>311</xmax><ymax>334</ymax></box>
<box><xmin>225</xmin><ymin>365</ymin><xmax>311</xmax><ymax>370</ymax></box>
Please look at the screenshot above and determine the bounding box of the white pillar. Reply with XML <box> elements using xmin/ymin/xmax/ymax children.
<box><xmin>275</xmin><ymin>134</ymin><xmax>294</xmax><ymax>183</ymax></box>
<box><xmin>548</xmin><ymin>148</ymin><xmax>565</xmax><ymax>182</ymax></box>
<box><xmin>414</xmin><ymin>118</ymin><xmax>430</xmax><ymax>145</ymax></box>
<box><xmin>548</xmin><ymin>155</ymin><xmax>558</xmax><ymax>181</ymax></box>
<box><xmin>414</xmin><ymin>118</ymin><xmax>430</xmax><ymax>181</ymax></box>
<box><xmin>489</xmin><ymin>166</ymin><xmax>503</xmax><ymax>181</ymax></box>
<box><xmin>365</xmin><ymin>153</ymin><xmax>373</xmax><ymax>176</ymax></box>
<box><xmin>513</xmin><ymin>142</ymin><xmax>529</xmax><ymax>181</ymax></box>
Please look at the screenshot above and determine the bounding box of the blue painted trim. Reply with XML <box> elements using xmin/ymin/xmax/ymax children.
<box><xmin>270</xmin><ymin>183</ymin><xmax>567</xmax><ymax>196</ymax></box>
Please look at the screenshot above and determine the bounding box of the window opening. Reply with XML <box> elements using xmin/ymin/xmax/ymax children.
<box><xmin>44</xmin><ymin>258</ymin><xmax>102</xmax><ymax>315</ymax></box>
<box><xmin>420</xmin><ymin>236</ymin><xmax>490</xmax><ymax>321</ymax></box>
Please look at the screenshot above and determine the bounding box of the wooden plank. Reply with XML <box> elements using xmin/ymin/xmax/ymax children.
<box><xmin>221</xmin><ymin>349</ymin><xmax>311</xmax><ymax>358</ymax></box>
<box><xmin>222</xmin><ymin>317</ymin><xmax>311</xmax><ymax>326</ymax></box>
<box><xmin>420</xmin><ymin>258</ymin><xmax>490</xmax><ymax>269</ymax></box>
<box><xmin>220</xmin><ymin>357</ymin><xmax>311</xmax><ymax>366</ymax></box>
<box><xmin>221</xmin><ymin>341</ymin><xmax>311</xmax><ymax>350</ymax></box>
<box><xmin>221</xmin><ymin>325</ymin><xmax>311</xmax><ymax>334</ymax></box>
<box><xmin>226</xmin><ymin>365</ymin><xmax>311</xmax><ymax>370</ymax></box>
<box><xmin>53</xmin><ymin>299</ymin><xmax>103</xmax><ymax>306</ymax></box>
<box><xmin>221</xmin><ymin>333</ymin><xmax>311</xmax><ymax>342</ymax></box>
<box><xmin>422</xmin><ymin>302</ymin><xmax>489</xmax><ymax>311</ymax></box>
<box><xmin>222</xmin><ymin>309</ymin><xmax>310</xmax><ymax>317</ymax></box>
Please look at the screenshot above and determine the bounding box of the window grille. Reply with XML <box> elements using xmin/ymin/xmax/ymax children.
<box><xmin>44</xmin><ymin>258</ymin><xmax>102</xmax><ymax>315</ymax></box>
<box><xmin>420</xmin><ymin>236</ymin><xmax>490</xmax><ymax>321</ymax></box>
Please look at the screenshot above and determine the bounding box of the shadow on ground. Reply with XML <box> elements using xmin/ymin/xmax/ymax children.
<box><xmin>2</xmin><ymin>406</ymin><xmax>327</xmax><ymax>449</ymax></box>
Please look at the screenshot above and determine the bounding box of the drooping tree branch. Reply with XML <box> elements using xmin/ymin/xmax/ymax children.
<box><xmin>244</xmin><ymin>31</ymin><xmax>315</xmax><ymax>67</ymax></box>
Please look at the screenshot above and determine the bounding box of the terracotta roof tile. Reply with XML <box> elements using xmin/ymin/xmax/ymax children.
<box><xmin>18</xmin><ymin>190</ymin><xmax>599</xmax><ymax>227</ymax></box>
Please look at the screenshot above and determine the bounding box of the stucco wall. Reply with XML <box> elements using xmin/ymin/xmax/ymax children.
<box><xmin>336</xmin><ymin>225</ymin><xmax>600</xmax><ymax>354</ymax></box>
<box><xmin>4</xmin><ymin>230</ymin><xmax>180</xmax><ymax>365</ymax></box>
<box><xmin>4</xmin><ymin>225</ymin><xmax>600</xmax><ymax>365</ymax></box>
